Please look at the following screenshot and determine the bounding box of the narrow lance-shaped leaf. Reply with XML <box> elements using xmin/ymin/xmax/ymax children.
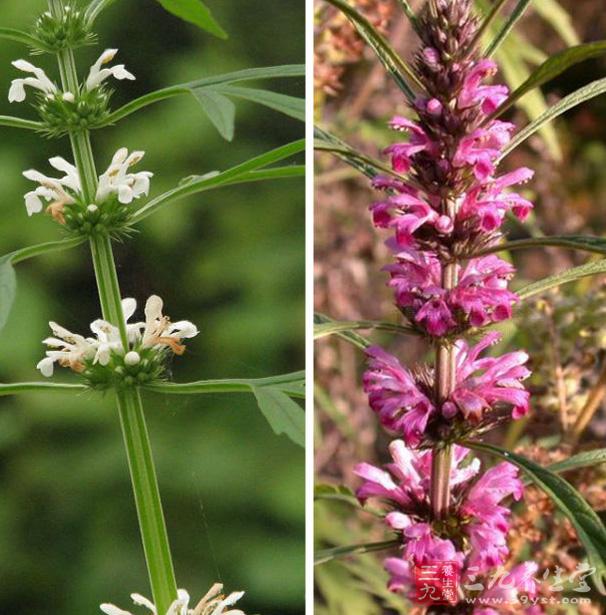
<box><xmin>314</xmin><ymin>318</ymin><xmax>417</xmax><ymax>340</ymax></box>
<box><xmin>213</xmin><ymin>85</ymin><xmax>305</xmax><ymax>122</ymax></box>
<box><xmin>191</xmin><ymin>89</ymin><xmax>236</xmax><ymax>141</ymax></box>
<box><xmin>324</xmin><ymin>0</ymin><xmax>423</xmax><ymax>102</ymax></box>
<box><xmin>485</xmin><ymin>0</ymin><xmax>533</xmax><ymax>57</ymax></box>
<box><xmin>0</xmin><ymin>115</ymin><xmax>44</xmax><ymax>131</ymax></box>
<box><xmin>547</xmin><ymin>449</ymin><xmax>606</xmax><ymax>475</ymax></box>
<box><xmin>517</xmin><ymin>258</ymin><xmax>606</xmax><ymax>301</ymax></box>
<box><xmin>132</xmin><ymin>139</ymin><xmax>304</xmax><ymax>222</ymax></box>
<box><xmin>395</xmin><ymin>0</ymin><xmax>421</xmax><ymax>36</ymax></box>
<box><xmin>315</xmin><ymin>539</ymin><xmax>400</xmax><ymax>565</ymax></box>
<box><xmin>85</xmin><ymin>0</ymin><xmax>119</xmax><ymax>23</ymax></box>
<box><xmin>491</xmin><ymin>40</ymin><xmax>606</xmax><ymax>119</ymax></box>
<box><xmin>252</xmin><ymin>386</ymin><xmax>305</xmax><ymax>447</ymax></box>
<box><xmin>314</xmin><ymin>313</ymin><xmax>371</xmax><ymax>350</ymax></box>
<box><xmin>102</xmin><ymin>65</ymin><xmax>304</xmax><ymax>125</ymax></box>
<box><xmin>500</xmin><ymin>77</ymin><xmax>606</xmax><ymax>159</ymax></box>
<box><xmin>464</xmin><ymin>440</ymin><xmax>606</xmax><ymax>593</ymax></box>
<box><xmin>468</xmin><ymin>0</ymin><xmax>509</xmax><ymax>53</ymax></box>
<box><xmin>155</xmin><ymin>0</ymin><xmax>227</xmax><ymax>39</ymax></box>
<box><xmin>0</xmin><ymin>27</ymin><xmax>44</xmax><ymax>48</ymax></box>
<box><xmin>477</xmin><ymin>235</ymin><xmax>606</xmax><ymax>258</ymax></box>
<box><xmin>0</xmin><ymin>382</ymin><xmax>88</xmax><ymax>396</ymax></box>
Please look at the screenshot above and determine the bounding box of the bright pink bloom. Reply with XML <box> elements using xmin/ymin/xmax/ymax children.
<box><xmin>477</xmin><ymin>562</ymin><xmax>540</xmax><ymax>608</ymax></box>
<box><xmin>384</xmin><ymin>116</ymin><xmax>438</xmax><ymax>173</ymax></box>
<box><xmin>444</xmin><ymin>332</ymin><xmax>531</xmax><ymax>421</ymax></box>
<box><xmin>454</xmin><ymin>121</ymin><xmax>515</xmax><ymax>180</ymax></box>
<box><xmin>458</xmin><ymin>59</ymin><xmax>509</xmax><ymax>115</ymax></box>
<box><xmin>362</xmin><ymin>346</ymin><xmax>436</xmax><ymax>445</ymax></box>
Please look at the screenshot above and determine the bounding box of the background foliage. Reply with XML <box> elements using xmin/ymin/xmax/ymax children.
<box><xmin>0</xmin><ymin>1</ymin><xmax>304</xmax><ymax>613</ymax></box>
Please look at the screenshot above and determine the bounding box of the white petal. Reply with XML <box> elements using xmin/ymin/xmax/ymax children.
<box><xmin>122</xmin><ymin>298</ymin><xmax>137</xmax><ymax>322</ymax></box>
<box><xmin>100</xmin><ymin>604</ymin><xmax>133</xmax><ymax>615</ymax></box>
<box><xmin>111</xmin><ymin>65</ymin><xmax>136</xmax><ymax>81</ymax></box>
<box><xmin>36</xmin><ymin>357</ymin><xmax>55</xmax><ymax>377</ymax></box>
<box><xmin>130</xmin><ymin>593</ymin><xmax>156</xmax><ymax>612</ymax></box>
<box><xmin>117</xmin><ymin>184</ymin><xmax>134</xmax><ymax>204</ymax></box>
<box><xmin>8</xmin><ymin>80</ymin><xmax>26</xmax><ymax>102</ymax></box>
<box><xmin>169</xmin><ymin>321</ymin><xmax>199</xmax><ymax>339</ymax></box>
<box><xmin>49</xmin><ymin>156</ymin><xmax>78</xmax><ymax>176</ymax></box>
<box><xmin>24</xmin><ymin>191</ymin><xmax>44</xmax><ymax>216</ymax></box>
<box><xmin>98</xmin><ymin>49</ymin><xmax>119</xmax><ymax>65</ymax></box>
<box><xmin>12</xmin><ymin>59</ymin><xmax>39</xmax><ymax>73</ymax></box>
<box><xmin>144</xmin><ymin>295</ymin><xmax>163</xmax><ymax>322</ymax></box>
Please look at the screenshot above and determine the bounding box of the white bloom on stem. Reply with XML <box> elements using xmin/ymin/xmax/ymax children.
<box><xmin>23</xmin><ymin>156</ymin><xmax>81</xmax><ymax>221</ymax></box>
<box><xmin>96</xmin><ymin>148</ymin><xmax>153</xmax><ymax>204</ymax></box>
<box><xmin>100</xmin><ymin>583</ymin><xmax>246</xmax><ymax>615</ymax></box>
<box><xmin>36</xmin><ymin>322</ymin><xmax>97</xmax><ymax>377</ymax></box>
<box><xmin>141</xmin><ymin>295</ymin><xmax>199</xmax><ymax>355</ymax></box>
<box><xmin>85</xmin><ymin>48</ymin><xmax>135</xmax><ymax>91</ymax></box>
<box><xmin>8</xmin><ymin>59</ymin><xmax>57</xmax><ymax>102</ymax></box>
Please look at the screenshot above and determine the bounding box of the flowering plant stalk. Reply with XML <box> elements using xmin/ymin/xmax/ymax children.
<box><xmin>315</xmin><ymin>0</ymin><xmax>606</xmax><ymax>612</ymax></box>
<box><xmin>0</xmin><ymin>0</ymin><xmax>304</xmax><ymax>612</ymax></box>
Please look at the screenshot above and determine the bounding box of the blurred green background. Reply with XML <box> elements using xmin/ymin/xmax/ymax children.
<box><xmin>0</xmin><ymin>1</ymin><xmax>304</xmax><ymax>614</ymax></box>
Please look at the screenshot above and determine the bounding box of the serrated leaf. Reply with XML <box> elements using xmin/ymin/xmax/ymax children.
<box><xmin>155</xmin><ymin>0</ymin><xmax>227</xmax><ymax>39</ymax></box>
<box><xmin>324</xmin><ymin>0</ymin><xmax>421</xmax><ymax>102</ymax></box>
<box><xmin>0</xmin><ymin>257</ymin><xmax>16</xmax><ymax>334</ymax></box>
<box><xmin>501</xmin><ymin>77</ymin><xmax>606</xmax><ymax>158</ymax></box>
<box><xmin>517</xmin><ymin>258</ymin><xmax>606</xmax><ymax>301</ymax></box>
<box><xmin>252</xmin><ymin>386</ymin><xmax>305</xmax><ymax>447</ymax></box>
<box><xmin>213</xmin><ymin>85</ymin><xmax>304</xmax><ymax>121</ymax></box>
<box><xmin>191</xmin><ymin>90</ymin><xmax>235</xmax><ymax>140</ymax></box>
<box><xmin>493</xmin><ymin>40</ymin><xmax>606</xmax><ymax>119</ymax></box>
<box><xmin>464</xmin><ymin>440</ymin><xmax>606</xmax><ymax>593</ymax></box>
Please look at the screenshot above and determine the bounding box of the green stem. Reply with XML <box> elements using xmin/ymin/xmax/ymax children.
<box><xmin>49</xmin><ymin>2</ymin><xmax>178</xmax><ymax>610</ymax></box>
<box><xmin>116</xmin><ymin>388</ymin><xmax>178</xmax><ymax>611</ymax></box>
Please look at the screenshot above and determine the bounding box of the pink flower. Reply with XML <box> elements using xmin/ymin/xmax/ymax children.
<box><xmin>445</xmin><ymin>332</ymin><xmax>531</xmax><ymax>421</ymax></box>
<box><xmin>454</xmin><ymin>121</ymin><xmax>515</xmax><ymax>180</ymax></box>
<box><xmin>450</xmin><ymin>256</ymin><xmax>518</xmax><ymax>326</ymax></box>
<box><xmin>384</xmin><ymin>116</ymin><xmax>438</xmax><ymax>173</ymax></box>
<box><xmin>362</xmin><ymin>347</ymin><xmax>436</xmax><ymax>445</ymax></box>
<box><xmin>479</xmin><ymin>562</ymin><xmax>540</xmax><ymax>605</ymax></box>
<box><xmin>458</xmin><ymin>59</ymin><xmax>509</xmax><ymax>115</ymax></box>
<box><xmin>459</xmin><ymin>167</ymin><xmax>535</xmax><ymax>232</ymax></box>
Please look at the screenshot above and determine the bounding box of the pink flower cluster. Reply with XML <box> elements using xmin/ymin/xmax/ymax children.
<box><xmin>355</xmin><ymin>441</ymin><xmax>539</xmax><ymax>612</ymax></box>
<box><xmin>363</xmin><ymin>332</ymin><xmax>530</xmax><ymax>445</ymax></box>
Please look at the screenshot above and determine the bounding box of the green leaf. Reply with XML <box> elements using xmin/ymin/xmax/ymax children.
<box><xmin>517</xmin><ymin>258</ymin><xmax>606</xmax><ymax>301</ymax></box>
<box><xmin>252</xmin><ymin>386</ymin><xmax>305</xmax><ymax>447</ymax></box>
<box><xmin>0</xmin><ymin>115</ymin><xmax>44</xmax><ymax>131</ymax></box>
<box><xmin>464</xmin><ymin>440</ymin><xmax>606</xmax><ymax>593</ymax></box>
<box><xmin>323</xmin><ymin>0</ymin><xmax>422</xmax><ymax>102</ymax></box>
<box><xmin>395</xmin><ymin>0</ymin><xmax>421</xmax><ymax>35</ymax></box>
<box><xmin>315</xmin><ymin>484</ymin><xmax>359</xmax><ymax>507</ymax></box>
<box><xmin>213</xmin><ymin>85</ymin><xmax>305</xmax><ymax>121</ymax></box>
<box><xmin>314</xmin><ymin>313</ymin><xmax>371</xmax><ymax>350</ymax></box>
<box><xmin>191</xmin><ymin>89</ymin><xmax>235</xmax><ymax>141</ymax></box>
<box><xmin>144</xmin><ymin>370</ymin><xmax>305</xmax><ymax>399</ymax></box>
<box><xmin>132</xmin><ymin>139</ymin><xmax>304</xmax><ymax>222</ymax></box>
<box><xmin>532</xmin><ymin>0</ymin><xmax>579</xmax><ymax>47</ymax></box>
<box><xmin>100</xmin><ymin>64</ymin><xmax>303</xmax><ymax>125</ymax></box>
<box><xmin>547</xmin><ymin>449</ymin><xmax>606</xmax><ymax>475</ymax></box>
<box><xmin>0</xmin><ymin>27</ymin><xmax>44</xmax><ymax>48</ymax></box>
<box><xmin>493</xmin><ymin>41</ymin><xmax>606</xmax><ymax>119</ymax></box>
<box><xmin>314</xmin><ymin>318</ymin><xmax>417</xmax><ymax>340</ymax></box>
<box><xmin>155</xmin><ymin>0</ymin><xmax>227</xmax><ymax>39</ymax></box>
<box><xmin>315</xmin><ymin>539</ymin><xmax>399</xmax><ymax>565</ymax></box>
<box><xmin>485</xmin><ymin>0</ymin><xmax>533</xmax><ymax>57</ymax></box>
<box><xmin>0</xmin><ymin>238</ymin><xmax>85</xmax><ymax>334</ymax></box>
<box><xmin>470</xmin><ymin>0</ymin><xmax>509</xmax><ymax>52</ymax></box>
<box><xmin>85</xmin><ymin>0</ymin><xmax>119</xmax><ymax>23</ymax></box>
<box><xmin>0</xmin><ymin>382</ymin><xmax>87</xmax><ymax>396</ymax></box>
<box><xmin>501</xmin><ymin>77</ymin><xmax>606</xmax><ymax>158</ymax></box>
<box><xmin>479</xmin><ymin>235</ymin><xmax>606</xmax><ymax>258</ymax></box>
<box><xmin>0</xmin><ymin>257</ymin><xmax>16</xmax><ymax>334</ymax></box>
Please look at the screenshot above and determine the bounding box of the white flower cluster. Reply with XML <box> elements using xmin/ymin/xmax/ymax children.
<box><xmin>37</xmin><ymin>295</ymin><xmax>198</xmax><ymax>377</ymax></box>
<box><xmin>100</xmin><ymin>583</ymin><xmax>245</xmax><ymax>615</ymax></box>
<box><xmin>8</xmin><ymin>48</ymin><xmax>134</xmax><ymax>103</ymax></box>
<box><xmin>23</xmin><ymin>148</ymin><xmax>153</xmax><ymax>220</ymax></box>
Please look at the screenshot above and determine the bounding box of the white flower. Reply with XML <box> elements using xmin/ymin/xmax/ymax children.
<box><xmin>23</xmin><ymin>149</ymin><xmax>152</xmax><ymax>220</ymax></box>
<box><xmin>96</xmin><ymin>148</ymin><xmax>153</xmax><ymax>204</ymax></box>
<box><xmin>8</xmin><ymin>59</ymin><xmax>57</xmax><ymax>102</ymax></box>
<box><xmin>8</xmin><ymin>49</ymin><xmax>134</xmax><ymax>104</ymax></box>
<box><xmin>141</xmin><ymin>295</ymin><xmax>199</xmax><ymax>355</ymax></box>
<box><xmin>85</xmin><ymin>49</ymin><xmax>135</xmax><ymax>91</ymax></box>
<box><xmin>37</xmin><ymin>296</ymin><xmax>198</xmax><ymax>377</ymax></box>
<box><xmin>36</xmin><ymin>322</ymin><xmax>97</xmax><ymax>377</ymax></box>
<box><xmin>23</xmin><ymin>156</ymin><xmax>80</xmax><ymax>221</ymax></box>
<box><xmin>100</xmin><ymin>583</ymin><xmax>246</xmax><ymax>615</ymax></box>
